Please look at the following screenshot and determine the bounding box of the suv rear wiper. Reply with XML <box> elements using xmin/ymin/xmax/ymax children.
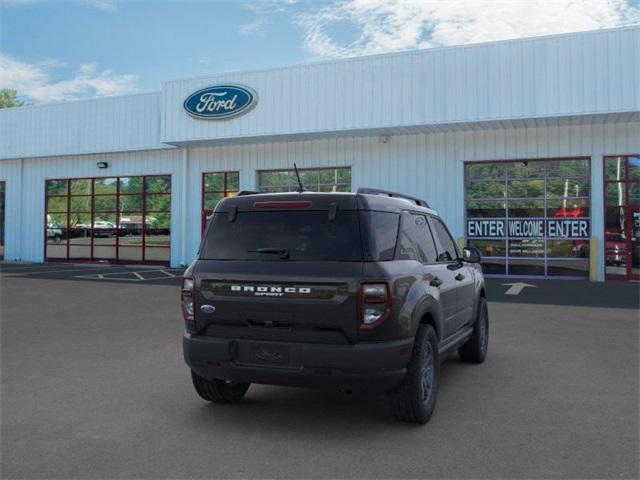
<box><xmin>249</xmin><ymin>247</ymin><xmax>290</xmax><ymax>260</ymax></box>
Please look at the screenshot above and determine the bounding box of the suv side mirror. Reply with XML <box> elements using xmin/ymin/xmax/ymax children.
<box><xmin>462</xmin><ymin>247</ymin><xmax>482</xmax><ymax>263</ymax></box>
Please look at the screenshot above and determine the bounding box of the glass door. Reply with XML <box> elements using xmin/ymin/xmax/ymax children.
<box><xmin>631</xmin><ymin>205</ymin><xmax>639</xmax><ymax>278</ymax></box>
<box><xmin>604</xmin><ymin>155</ymin><xmax>639</xmax><ymax>280</ymax></box>
<box><xmin>464</xmin><ymin>158</ymin><xmax>591</xmax><ymax>278</ymax></box>
<box><xmin>0</xmin><ymin>181</ymin><xmax>5</xmax><ymax>260</ymax></box>
<box><xmin>45</xmin><ymin>175</ymin><xmax>171</xmax><ymax>264</ymax></box>
<box><xmin>201</xmin><ymin>171</ymin><xmax>239</xmax><ymax>233</ymax></box>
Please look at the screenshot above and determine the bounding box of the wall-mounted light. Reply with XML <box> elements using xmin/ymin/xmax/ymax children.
<box><xmin>96</xmin><ymin>162</ymin><xmax>109</xmax><ymax>169</ymax></box>
<box><xmin>380</xmin><ymin>134</ymin><xmax>390</xmax><ymax>144</ymax></box>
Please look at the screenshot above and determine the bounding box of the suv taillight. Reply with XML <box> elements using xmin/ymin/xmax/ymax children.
<box><xmin>181</xmin><ymin>276</ymin><xmax>195</xmax><ymax>331</ymax></box>
<box><xmin>358</xmin><ymin>282</ymin><xmax>392</xmax><ymax>330</ymax></box>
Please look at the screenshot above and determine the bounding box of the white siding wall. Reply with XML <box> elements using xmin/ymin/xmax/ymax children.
<box><xmin>0</xmin><ymin>92</ymin><xmax>168</xmax><ymax>160</ymax></box>
<box><xmin>2</xmin><ymin>121</ymin><xmax>638</xmax><ymax>281</ymax></box>
<box><xmin>162</xmin><ymin>27</ymin><xmax>639</xmax><ymax>144</ymax></box>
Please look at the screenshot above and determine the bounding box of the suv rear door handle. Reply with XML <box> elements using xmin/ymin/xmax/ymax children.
<box><xmin>455</xmin><ymin>273</ymin><xmax>465</xmax><ymax>281</ymax></box>
<box><xmin>429</xmin><ymin>277</ymin><xmax>443</xmax><ymax>287</ymax></box>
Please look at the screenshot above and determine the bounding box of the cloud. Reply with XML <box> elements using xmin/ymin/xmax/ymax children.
<box><xmin>244</xmin><ymin>0</ymin><xmax>298</xmax><ymax>15</ymax></box>
<box><xmin>239</xmin><ymin>19</ymin><xmax>266</xmax><ymax>36</ymax></box>
<box><xmin>0</xmin><ymin>53</ymin><xmax>138</xmax><ymax>102</ymax></box>
<box><xmin>297</xmin><ymin>0</ymin><xmax>640</xmax><ymax>58</ymax></box>
<box><xmin>82</xmin><ymin>0</ymin><xmax>118</xmax><ymax>12</ymax></box>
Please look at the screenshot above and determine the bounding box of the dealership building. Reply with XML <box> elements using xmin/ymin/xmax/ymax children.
<box><xmin>0</xmin><ymin>26</ymin><xmax>638</xmax><ymax>281</ymax></box>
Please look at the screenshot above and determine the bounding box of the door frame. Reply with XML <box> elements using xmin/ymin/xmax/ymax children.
<box><xmin>43</xmin><ymin>175</ymin><xmax>171</xmax><ymax>265</ymax></box>
<box><xmin>603</xmin><ymin>155</ymin><xmax>639</xmax><ymax>281</ymax></box>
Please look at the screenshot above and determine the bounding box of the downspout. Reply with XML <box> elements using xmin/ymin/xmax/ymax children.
<box><xmin>18</xmin><ymin>158</ymin><xmax>24</xmax><ymax>262</ymax></box>
<box><xmin>590</xmin><ymin>155</ymin><xmax>604</xmax><ymax>282</ymax></box>
<box><xmin>180</xmin><ymin>148</ymin><xmax>188</xmax><ymax>267</ymax></box>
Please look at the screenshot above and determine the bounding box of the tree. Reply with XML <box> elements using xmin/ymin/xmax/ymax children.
<box><xmin>0</xmin><ymin>89</ymin><xmax>24</xmax><ymax>109</ymax></box>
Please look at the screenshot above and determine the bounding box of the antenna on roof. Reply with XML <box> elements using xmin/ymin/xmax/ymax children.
<box><xmin>293</xmin><ymin>163</ymin><xmax>305</xmax><ymax>193</ymax></box>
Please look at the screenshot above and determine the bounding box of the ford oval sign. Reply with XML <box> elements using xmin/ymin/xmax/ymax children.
<box><xmin>183</xmin><ymin>84</ymin><xmax>257</xmax><ymax>120</ymax></box>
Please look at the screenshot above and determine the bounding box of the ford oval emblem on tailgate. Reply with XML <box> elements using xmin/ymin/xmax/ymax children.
<box><xmin>200</xmin><ymin>304</ymin><xmax>216</xmax><ymax>314</ymax></box>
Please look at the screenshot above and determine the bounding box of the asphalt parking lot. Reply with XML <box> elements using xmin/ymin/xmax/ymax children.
<box><xmin>1</xmin><ymin>262</ymin><xmax>639</xmax><ymax>479</ymax></box>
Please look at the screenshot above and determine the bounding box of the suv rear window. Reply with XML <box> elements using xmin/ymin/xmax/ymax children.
<box><xmin>201</xmin><ymin>211</ymin><xmax>363</xmax><ymax>261</ymax></box>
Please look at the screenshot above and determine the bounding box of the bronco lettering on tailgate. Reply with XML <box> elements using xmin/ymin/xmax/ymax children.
<box><xmin>230</xmin><ymin>285</ymin><xmax>312</xmax><ymax>297</ymax></box>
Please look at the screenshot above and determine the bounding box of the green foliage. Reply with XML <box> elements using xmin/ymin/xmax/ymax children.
<box><xmin>70</xmin><ymin>179</ymin><xmax>92</xmax><ymax>195</ymax></box>
<box><xmin>47</xmin><ymin>197</ymin><xmax>67</xmax><ymax>213</ymax></box>
<box><xmin>119</xmin><ymin>194</ymin><xmax>142</xmax><ymax>211</ymax></box>
<box><xmin>119</xmin><ymin>177</ymin><xmax>143</xmax><ymax>194</ymax></box>
<box><xmin>0</xmin><ymin>89</ymin><xmax>24</xmax><ymax>109</ymax></box>
<box><xmin>466</xmin><ymin>163</ymin><xmax>505</xmax><ymax>180</ymax></box>
<box><xmin>94</xmin><ymin>178</ymin><xmax>117</xmax><ymax>194</ymax></box>
<box><xmin>258</xmin><ymin>168</ymin><xmax>351</xmax><ymax>192</ymax></box>
<box><xmin>507</xmin><ymin>180</ymin><xmax>545</xmax><ymax>198</ymax></box>
<box><xmin>46</xmin><ymin>180</ymin><xmax>67</xmax><ymax>196</ymax></box>
<box><xmin>466</xmin><ymin>181</ymin><xmax>505</xmax><ymax>199</ymax></box>
<box><xmin>204</xmin><ymin>173</ymin><xmax>225</xmax><ymax>191</ymax></box>
<box><xmin>70</xmin><ymin>196</ymin><xmax>91</xmax><ymax>212</ymax></box>
<box><xmin>93</xmin><ymin>195</ymin><xmax>117</xmax><ymax>212</ymax></box>
<box><xmin>145</xmin><ymin>176</ymin><xmax>171</xmax><ymax>193</ymax></box>
<box><xmin>145</xmin><ymin>194</ymin><xmax>170</xmax><ymax>212</ymax></box>
<box><xmin>146</xmin><ymin>213</ymin><xmax>171</xmax><ymax>229</ymax></box>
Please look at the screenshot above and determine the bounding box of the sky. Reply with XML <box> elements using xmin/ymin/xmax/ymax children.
<box><xmin>1</xmin><ymin>0</ymin><xmax>639</xmax><ymax>104</ymax></box>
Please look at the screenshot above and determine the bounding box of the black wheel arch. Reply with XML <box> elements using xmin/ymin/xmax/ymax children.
<box><xmin>412</xmin><ymin>300</ymin><xmax>444</xmax><ymax>341</ymax></box>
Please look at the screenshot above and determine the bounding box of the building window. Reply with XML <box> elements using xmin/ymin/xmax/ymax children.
<box><xmin>465</xmin><ymin>158</ymin><xmax>591</xmax><ymax>277</ymax></box>
<box><xmin>45</xmin><ymin>175</ymin><xmax>171</xmax><ymax>264</ymax></box>
<box><xmin>604</xmin><ymin>155</ymin><xmax>639</xmax><ymax>280</ymax></box>
<box><xmin>257</xmin><ymin>167</ymin><xmax>351</xmax><ymax>193</ymax></box>
<box><xmin>0</xmin><ymin>181</ymin><xmax>4</xmax><ymax>260</ymax></box>
<box><xmin>201</xmin><ymin>171</ymin><xmax>239</xmax><ymax>231</ymax></box>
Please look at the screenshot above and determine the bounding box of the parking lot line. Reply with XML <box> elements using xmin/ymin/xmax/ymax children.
<box><xmin>71</xmin><ymin>269</ymin><xmax>181</xmax><ymax>282</ymax></box>
<box><xmin>0</xmin><ymin>266</ymin><xmax>134</xmax><ymax>276</ymax></box>
<box><xmin>0</xmin><ymin>264</ymin><xmax>88</xmax><ymax>273</ymax></box>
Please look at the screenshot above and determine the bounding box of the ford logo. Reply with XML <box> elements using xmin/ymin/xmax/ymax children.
<box><xmin>200</xmin><ymin>304</ymin><xmax>216</xmax><ymax>314</ymax></box>
<box><xmin>183</xmin><ymin>84</ymin><xmax>257</xmax><ymax>120</ymax></box>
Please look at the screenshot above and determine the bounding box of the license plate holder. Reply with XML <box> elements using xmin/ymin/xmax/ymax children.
<box><xmin>243</xmin><ymin>342</ymin><xmax>291</xmax><ymax>367</ymax></box>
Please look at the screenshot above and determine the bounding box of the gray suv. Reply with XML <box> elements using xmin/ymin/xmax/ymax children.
<box><xmin>182</xmin><ymin>188</ymin><xmax>488</xmax><ymax>423</ymax></box>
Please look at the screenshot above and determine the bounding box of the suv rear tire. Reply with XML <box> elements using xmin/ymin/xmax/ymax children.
<box><xmin>387</xmin><ymin>324</ymin><xmax>439</xmax><ymax>424</ymax></box>
<box><xmin>191</xmin><ymin>371</ymin><xmax>250</xmax><ymax>404</ymax></box>
<box><xmin>458</xmin><ymin>297</ymin><xmax>489</xmax><ymax>364</ymax></box>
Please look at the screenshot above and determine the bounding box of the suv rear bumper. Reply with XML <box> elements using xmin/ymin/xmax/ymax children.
<box><xmin>183</xmin><ymin>334</ymin><xmax>414</xmax><ymax>393</ymax></box>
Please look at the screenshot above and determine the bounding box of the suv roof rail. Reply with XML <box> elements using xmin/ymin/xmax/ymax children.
<box><xmin>236</xmin><ymin>190</ymin><xmax>260</xmax><ymax>196</ymax></box>
<box><xmin>357</xmin><ymin>187</ymin><xmax>430</xmax><ymax>208</ymax></box>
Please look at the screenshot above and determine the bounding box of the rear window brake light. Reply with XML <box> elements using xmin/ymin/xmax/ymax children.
<box><xmin>253</xmin><ymin>201</ymin><xmax>313</xmax><ymax>209</ymax></box>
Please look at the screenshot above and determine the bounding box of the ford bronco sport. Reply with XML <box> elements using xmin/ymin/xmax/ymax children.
<box><xmin>182</xmin><ymin>187</ymin><xmax>488</xmax><ymax>424</ymax></box>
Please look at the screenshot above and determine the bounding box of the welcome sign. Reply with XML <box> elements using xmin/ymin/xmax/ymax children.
<box><xmin>184</xmin><ymin>85</ymin><xmax>257</xmax><ymax>119</ymax></box>
<box><xmin>467</xmin><ymin>219</ymin><xmax>590</xmax><ymax>238</ymax></box>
